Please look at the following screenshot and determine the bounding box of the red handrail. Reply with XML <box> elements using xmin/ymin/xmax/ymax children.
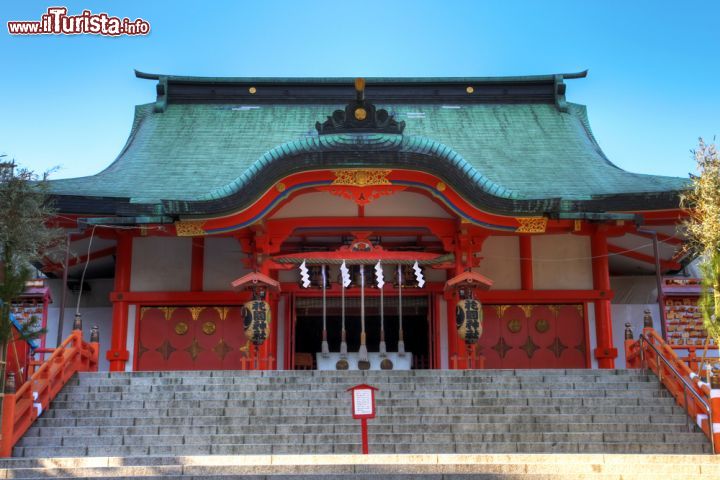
<box><xmin>0</xmin><ymin>329</ymin><xmax>98</xmax><ymax>456</ymax></box>
<box><xmin>626</xmin><ymin>327</ymin><xmax>719</xmax><ymax>454</ymax></box>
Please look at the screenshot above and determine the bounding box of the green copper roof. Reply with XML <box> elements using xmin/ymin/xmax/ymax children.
<box><xmin>48</xmin><ymin>100</ymin><xmax>688</xmax><ymax>210</ymax></box>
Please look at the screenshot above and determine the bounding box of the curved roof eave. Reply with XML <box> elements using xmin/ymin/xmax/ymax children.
<box><xmin>133</xmin><ymin>69</ymin><xmax>589</xmax><ymax>85</ymax></box>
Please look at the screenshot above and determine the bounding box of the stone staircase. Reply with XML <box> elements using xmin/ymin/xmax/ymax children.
<box><xmin>14</xmin><ymin>369</ymin><xmax>711</xmax><ymax>457</ymax></box>
<box><xmin>1</xmin><ymin>369</ymin><xmax>713</xmax><ymax>478</ymax></box>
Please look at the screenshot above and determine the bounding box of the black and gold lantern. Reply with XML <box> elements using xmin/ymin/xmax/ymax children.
<box><xmin>445</xmin><ymin>270</ymin><xmax>493</xmax><ymax>347</ymax></box>
<box><xmin>231</xmin><ymin>272</ymin><xmax>281</xmax><ymax>348</ymax></box>
<box><xmin>456</xmin><ymin>298</ymin><xmax>483</xmax><ymax>346</ymax></box>
<box><xmin>242</xmin><ymin>299</ymin><xmax>271</xmax><ymax>346</ymax></box>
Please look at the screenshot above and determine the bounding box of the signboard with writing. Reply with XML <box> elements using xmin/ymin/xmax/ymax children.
<box><xmin>346</xmin><ymin>383</ymin><xmax>379</xmax><ymax>454</ymax></box>
<box><xmin>353</xmin><ymin>388</ymin><xmax>373</xmax><ymax>416</ymax></box>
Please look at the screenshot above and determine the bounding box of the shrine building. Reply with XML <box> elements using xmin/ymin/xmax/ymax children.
<box><xmin>42</xmin><ymin>71</ymin><xmax>691</xmax><ymax>373</ymax></box>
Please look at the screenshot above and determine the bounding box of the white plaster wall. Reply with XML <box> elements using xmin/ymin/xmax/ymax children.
<box><xmin>611</xmin><ymin>276</ymin><xmax>657</xmax><ymax>304</ymax></box>
<box><xmin>475</xmin><ymin>236</ymin><xmax>520</xmax><ymax>290</ymax></box>
<box><xmin>532</xmin><ymin>234</ymin><xmax>593</xmax><ymax>290</ymax></box>
<box><xmin>131</xmin><ymin>237</ymin><xmax>191</xmax><ymax>291</ymax></box>
<box><xmin>46</xmin><ymin>307</ymin><xmax>112</xmax><ymax>371</ymax></box>
<box><xmin>438</xmin><ymin>296</ymin><xmax>448</xmax><ymax>369</ymax></box>
<box><xmin>203</xmin><ymin>237</ymin><xmax>251</xmax><ymax>290</ymax></box>
<box><xmin>272</xmin><ymin>192</ymin><xmax>357</xmax><ymax>218</ymax></box>
<box><xmin>46</xmin><ymin>278</ymin><xmax>114</xmax><ymax>310</ymax></box>
<box><xmin>365</xmin><ymin>191</ymin><xmax>451</xmax><ymax>218</ymax></box>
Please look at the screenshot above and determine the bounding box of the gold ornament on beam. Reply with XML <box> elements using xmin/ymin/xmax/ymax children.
<box><xmin>332</xmin><ymin>169</ymin><xmax>392</xmax><ymax>187</ymax></box>
<box><xmin>175</xmin><ymin>221</ymin><xmax>207</xmax><ymax>237</ymax></box>
<box><xmin>515</xmin><ymin>217</ymin><xmax>548</xmax><ymax>234</ymax></box>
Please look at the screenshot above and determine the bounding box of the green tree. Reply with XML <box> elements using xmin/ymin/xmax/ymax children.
<box><xmin>682</xmin><ymin>139</ymin><xmax>720</xmax><ymax>348</ymax></box>
<box><xmin>0</xmin><ymin>157</ymin><xmax>60</xmax><ymax>395</ymax></box>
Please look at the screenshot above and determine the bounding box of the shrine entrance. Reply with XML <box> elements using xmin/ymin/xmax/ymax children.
<box><xmin>293</xmin><ymin>296</ymin><xmax>431</xmax><ymax>370</ymax></box>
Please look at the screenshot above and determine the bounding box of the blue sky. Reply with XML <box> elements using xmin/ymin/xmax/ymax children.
<box><xmin>1</xmin><ymin>0</ymin><xmax>718</xmax><ymax>180</ymax></box>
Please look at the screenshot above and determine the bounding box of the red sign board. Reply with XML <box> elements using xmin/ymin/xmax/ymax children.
<box><xmin>346</xmin><ymin>383</ymin><xmax>379</xmax><ymax>454</ymax></box>
<box><xmin>348</xmin><ymin>383</ymin><xmax>377</xmax><ymax>419</ymax></box>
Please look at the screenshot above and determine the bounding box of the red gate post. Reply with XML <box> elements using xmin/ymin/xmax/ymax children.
<box><xmin>347</xmin><ymin>384</ymin><xmax>378</xmax><ymax>455</ymax></box>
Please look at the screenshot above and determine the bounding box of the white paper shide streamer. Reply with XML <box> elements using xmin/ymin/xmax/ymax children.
<box><xmin>413</xmin><ymin>260</ymin><xmax>425</xmax><ymax>288</ymax></box>
<box><xmin>340</xmin><ymin>260</ymin><xmax>351</xmax><ymax>288</ymax></box>
<box><xmin>299</xmin><ymin>260</ymin><xmax>311</xmax><ymax>288</ymax></box>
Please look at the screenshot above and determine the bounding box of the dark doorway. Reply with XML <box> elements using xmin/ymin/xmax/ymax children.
<box><xmin>294</xmin><ymin>295</ymin><xmax>430</xmax><ymax>368</ymax></box>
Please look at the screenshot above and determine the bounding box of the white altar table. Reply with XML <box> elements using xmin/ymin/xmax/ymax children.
<box><xmin>316</xmin><ymin>352</ymin><xmax>413</xmax><ymax>371</ymax></box>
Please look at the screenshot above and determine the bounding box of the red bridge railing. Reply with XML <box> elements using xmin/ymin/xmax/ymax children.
<box><xmin>625</xmin><ymin>321</ymin><xmax>719</xmax><ymax>454</ymax></box>
<box><xmin>0</xmin><ymin>329</ymin><xmax>98</xmax><ymax>456</ymax></box>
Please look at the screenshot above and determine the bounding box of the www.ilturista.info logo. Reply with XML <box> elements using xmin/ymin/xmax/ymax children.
<box><xmin>7</xmin><ymin>7</ymin><xmax>150</xmax><ymax>36</ymax></box>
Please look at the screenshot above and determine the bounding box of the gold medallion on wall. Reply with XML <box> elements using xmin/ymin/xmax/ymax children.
<box><xmin>202</xmin><ymin>322</ymin><xmax>217</xmax><ymax>335</ymax></box>
<box><xmin>174</xmin><ymin>322</ymin><xmax>189</xmax><ymax>335</ymax></box>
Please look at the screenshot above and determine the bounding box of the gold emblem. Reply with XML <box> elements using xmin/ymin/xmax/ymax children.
<box><xmin>466</xmin><ymin>86</ymin><xmax>474</xmax><ymax>94</ymax></box>
<box><xmin>248</xmin><ymin>86</ymin><xmax>257</xmax><ymax>94</ymax></box>
<box><xmin>515</xmin><ymin>217</ymin><xmax>548</xmax><ymax>233</ymax></box>
<box><xmin>436</xmin><ymin>182</ymin><xmax>446</xmax><ymax>192</ymax></box>
<box><xmin>332</xmin><ymin>169</ymin><xmax>392</xmax><ymax>187</ymax></box>
<box><xmin>202</xmin><ymin>321</ymin><xmax>217</xmax><ymax>335</ymax></box>
<box><xmin>507</xmin><ymin>318</ymin><xmax>523</xmax><ymax>333</ymax></box>
<box><xmin>535</xmin><ymin>318</ymin><xmax>550</xmax><ymax>334</ymax></box>
<box><xmin>174</xmin><ymin>322</ymin><xmax>189</xmax><ymax>335</ymax></box>
<box><xmin>175</xmin><ymin>221</ymin><xmax>206</xmax><ymax>237</ymax></box>
<box><xmin>354</xmin><ymin>107</ymin><xmax>367</xmax><ymax>121</ymax></box>
<box><xmin>276</xmin><ymin>182</ymin><xmax>286</xmax><ymax>192</ymax></box>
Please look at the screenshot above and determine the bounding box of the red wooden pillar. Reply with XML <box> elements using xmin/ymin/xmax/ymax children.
<box><xmin>446</xmin><ymin>291</ymin><xmax>464</xmax><ymax>369</ymax></box>
<box><xmin>591</xmin><ymin>227</ymin><xmax>617</xmax><ymax>368</ymax></box>
<box><xmin>267</xmin><ymin>293</ymin><xmax>279</xmax><ymax>370</ymax></box>
<box><xmin>108</xmin><ymin>232</ymin><xmax>132</xmax><ymax>371</ymax></box>
<box><xmin>519</xmin><ymin>236</ymin><xmax>533</xmax><ymax>290</ymax></box>
<box><xmin>190</xmin><ymin>237</ymin><xmax>204</xmax><ymax>292</ymax></box>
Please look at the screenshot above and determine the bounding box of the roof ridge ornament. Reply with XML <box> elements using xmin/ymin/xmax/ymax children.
<box><xmin>315</xmin><ymin>78</ymin><xmax>405</xmax><ymax>135</ymax></box>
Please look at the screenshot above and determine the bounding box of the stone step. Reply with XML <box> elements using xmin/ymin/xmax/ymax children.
<box><xmin>3</xmin><ymin>453</ymin><xmax>719</xmax><ymax>472</ymax></box>
<box><xmin>40</xmin><ymin>402</ymin><xmax>690</xmax><ymax>418</ymax></box>
<box><xmin>65</xmin><ymin>376</ymin><xmax>658</xmax><ymax>386</ymax></box>
<box><xmin>30</xmin><ymin>412</ymin><xmax>696</xmax><ymax>431</ymax></box>
<box><xmin>20</xmin><ymin>421</ymin><xmax>699</xmax><ymax>439</ymax></box>
<box><xmin>16</xmin><ymin>429</ymin><xmax>710</xmax><ymax>450</ymax></box>
<box><xmin>48</xmin><ymin>395</ymin><xmax>680</xmax><ymax>408</ymax></box>
<box><xmin>52</xmin><ymin>389</ymin><xmax>672</xmax><ymax>401</ymax></box>
<box><xmin>12</xmin><ymin>440</ymin><xmax>714</xmax><ymax>458</ymax></box>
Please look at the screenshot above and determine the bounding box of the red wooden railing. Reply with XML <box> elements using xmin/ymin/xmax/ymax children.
<box><xmin>626</xmin><ymin>326</ymin><xmax>719</xmax><ymax>454</ymax></box>
<box><xmin>0</xmin><ymin>329</ymin><xmax>98</xmax><ymax>456</ymax></box>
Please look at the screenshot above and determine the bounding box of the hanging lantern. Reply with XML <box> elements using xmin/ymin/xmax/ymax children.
<box><xmin>230</xmin><ymin>272</ymin><xmax>281</xmax><ymax>348</ymax></box>
<box><xmin>242</xmin><ymin>299</ymin><xmax>271</xmax><ymax>346</ymax></box>
<box><xmin>456</xmin><ymin>298</ymin><xmax>483</xmax><ymax>346</ymax></box>
<box><xmin>445</xmin><ymin>271</ymin><xmax>493</xmax><ymax>347</ymax></box>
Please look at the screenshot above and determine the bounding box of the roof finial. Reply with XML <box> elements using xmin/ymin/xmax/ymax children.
<box><xmin>355</xmin><ymin>77</ymin><xmax>365</xmax><ymax>102</ymax></box>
